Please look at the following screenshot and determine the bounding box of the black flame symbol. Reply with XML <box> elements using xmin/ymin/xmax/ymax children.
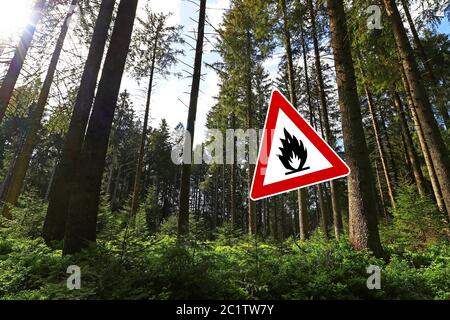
<box><xmin>278</xmin><ymin>128</ymin><xmax>310</xmax><ymax>175</ymax></box>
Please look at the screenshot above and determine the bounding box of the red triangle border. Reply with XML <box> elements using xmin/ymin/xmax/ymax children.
<box><xmin>250</xmin><ymin>89</ymin><xmax>350</xmax><ymax>201</ymax></box>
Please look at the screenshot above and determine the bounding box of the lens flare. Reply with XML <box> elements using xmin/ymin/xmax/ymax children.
<box><xmin>0</xmin><ymin>0</ymin><xmax>33</xmax><ymax>40</ymax></box>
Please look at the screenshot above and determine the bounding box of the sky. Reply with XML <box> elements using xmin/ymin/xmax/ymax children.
<box><xmin>0</xmin><ymin>0</ymin><xmax>448</xmax><ymax>146</ymax></box>
<box><xmin>120</xmin><ymin>0</ymin><xmax>232</xmax><ymax>145</ymax></box>
<box><xmin>121</xmin><ymin>0</ymin><xmax>449</xmax><ymax>145</ymax></box>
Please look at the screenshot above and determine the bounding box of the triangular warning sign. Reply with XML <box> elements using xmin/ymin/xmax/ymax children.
<box><xmin>250</xmin><ymin>89</ymin><xmax>350</xmax><ymax>200</ymax></box>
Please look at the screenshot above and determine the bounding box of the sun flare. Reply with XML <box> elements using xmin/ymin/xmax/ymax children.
<box><xmin>0</xmin><ymin>0</ymin><xmax>33</xmax><ymax>40</ymax></box>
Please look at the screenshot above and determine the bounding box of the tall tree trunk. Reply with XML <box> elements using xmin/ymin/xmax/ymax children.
<box><xmin>130</xmin><ymin>26</ymin><xmax>160</xmax><ymax>217</ymax></box>
<box><xmin>230</xmin><ymin>112</ymin><xmax>238</xmax><ymax>229</ymax></box>
<box><xmin>399</xmin><ymin>0</ymin><xmax>449</xmax><ymax>129</ymax></box>
<box><xmin>0</xmin><ymin>0</ymin><xmax>46</xmax><ymax>123</ymax></box>
<box><xmin>375</xmin><ymin>161</ymin><xmax>388</xmax><ymax>217</ymax></box>
<box><xmin>244</xmin><ymin>30</ymin><xmax>257</xmax><ymax>236</ymax></box>
<box><xmin>43</xmin><ymin>0</ymin><xmax>115</xmax><ymax>243</ymax></box>
<box><xmin>308</xmin><ymin>0</ymin><xmax>343</xmax><ymax>240</ymax></box>
<box><xmin>327</xmin><ymin>0</ymin><xmax>383</xmax><ymax>256</ymax></box>
<box><xmin>400</xmin><ymin>67</ymin><xmax>445</xmax><ymax>211</ymax></box>
<box><xmin>300</xmin><ymin>29</ymin><xmax>329</xmax><ymax>239</ymax></box>
<box><xmin>63</xmin><ymin>0</ymin><xmax>138</xmax><ymax>254</ymax></box>
<box><xmin>393</xmin><ymin>91</ymin><xmax>428</xmax><ymax>196</ymax></box>
<box><xmin>384</xmin><ymin>0</ymin><xmax>450</xmax><ymax>217</ymax></box>
<box><xmin>1</xmin><ymin>0</ymin><xmax>78</xmax><ymax>218</ymax></box>
<box><xmin>297</xmin><ymin>189</ymin><xmax>309</xmax><ymax>240</ymax></box>
<box><xmin>279</xmin><ymin>0</ymin><xmax>309</xmax><ymax>240</ymax></box>
<box><xmin>377</xmin><ymin>105</ymin><xmax>399</xmax><ymax>184</ymax></box>
<box><xmin>178</xmin><ymin>0</ymin><xmax>206</xmax><ymax>236</ymax></box>
<box><xmin>365</xmin><ymin>86</ymin><xmax>396</xmax><ymax>209</ymax></box>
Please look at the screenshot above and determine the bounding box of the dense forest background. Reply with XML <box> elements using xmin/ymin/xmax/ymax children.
<box><xmin>0</xmin><ymin>0</ymin><xmax>449</xmax><ymax>300</ymax></box>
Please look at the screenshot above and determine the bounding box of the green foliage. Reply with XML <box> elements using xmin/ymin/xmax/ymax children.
<box><xmin>0</xmin><ymin>191</ymin><xmax>47</xmax><ymax>239</ymax></box>
<box><xmin>1</xmin><ymin>224</ymin><xmax>448</xmax><ymax>300</ymax></box>
<box><xmin>380</xmin><ymin>183</ymin><xmax>449</xmax><ymax>250</ymax></box>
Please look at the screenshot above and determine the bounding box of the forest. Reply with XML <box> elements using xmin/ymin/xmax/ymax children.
<box><xmin>0</xmin><ymin>0</ymin><xmax>448</xmax><ymax>300</ymax></box>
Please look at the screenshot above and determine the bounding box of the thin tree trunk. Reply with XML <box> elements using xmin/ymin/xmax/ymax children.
<box><xmin>297</xmin><ymin>189</ymin><xmax>309</xmax><ymax>240</ymax></box>
<box><xmin>400</xmin><ymin>0</ymin><xmax>448</xmax><ymax>129</ymax></box>
<box><xmin>308</xmin><ymin>0</ymin><xmax>343</xmax><ymax>240</ymax></box>
<box><xmin>393</xmin><ymin>91</ymin><xmax>428</xmax><ymax>196</ymax></box>
<box><xmin>0</xmin><ymin>0</ymin><xmax>46</xmax><ymax>123</ymax></box>
<box><xmin>178</xmin><ymin>0</ymin><xmax>206</xmax><ymax>236</ymax></box>
<box><xmin>375</xmin><ymin>161</ymin><xmax>388</xmax><ymax>217</ymax></box>
<box><xmin>400</xmin><ymin>67</ymin><xmax>445</xmax><ymax>211</ymax></box>
<box><xmin>130</xmin><ymin>26</ymin><xmax>160</xmax><ymax>217</ymax></box>
<box><xmin>384</xmin><ymin>0</ymin><xmax>450</xmax><ymax>217</ymax></box>
<box><xmin>43</xmin><ymin>0</ymin><xmax>115</xmax><ymax>242</ymax></box>
<box><xmin>279</xmin><ymin>0</ymin><xmax>310</xmax><ymax>240</ymax></box>
<box><xmin>365</xmin><ymin>86</ymin><xmax>396</xmax><ymax>209</ymax></box>
<box><xmin>63</xmin><ymin>0</ymin><xmax>138</xmax><ymax>254</ymax></box>
<box><xmin>378</xmin><ymin>105</ymin><xmax>399</xmax><ymax>184</ymax></box>
<box><xmin>44</xmin><ymin>162</ymin><xmax>57</xmax><ymax>201</ymax></box>
<box><xmin>2</xmin><ymin>1</ymin><xmax>78</xmax><ymax>218</ymax></box>
<box><xmin>230</xmin><ymin>112</ymin><xmax>237</xmax><ymax>229</ymax></box>
<box><xmin>244</xmin><ymin>30</ymin><xmax>257</xmax><ymax>236</ymax></box>
<box><xmin>300</xmin><ymin>29</ymin><xmax>329</xmax><ymax>239</ymax></box>
<box><xmin>327</xmin><ymin>0</ymin><xmax>383</xmax><ymax>256</ymax></box>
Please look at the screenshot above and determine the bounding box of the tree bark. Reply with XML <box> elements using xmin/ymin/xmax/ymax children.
<box><xmin>43</xmin><ymin>0</ymin><xmax>115</xmax><ymax>243</ymax></box>
<box><xmin>384</xmin><ymin>0</ymin><xmax>450</xmax><ymax>218</ymax></box>
<box><xmin>327</xmin><ymin>0</ymin><xmax>383</xmax><ymax>256</ymax></box>
<box><xmin>365</xmin><ymin>86</ymin><xmax>396</xmax><ymax>209</ymax></box>
<box><xmin>375</xmin><ymin>161</ymin><xmax>388</xmax><ymax>217</ymax></box>
<box><xmin>300</xmin><ymin>28</ymin><xmax>329</xmax><ymax>239</ymax></box>
<box><xmin>0</xmin><ymin>0</ymin><xmax>46</xmax><ymax>124</ymax></box>
<box><xmin>400</xmin><ymin>67</ymin><xmax>445</xmax><ymax>211</ymax></box>
<box><xmin>279</xmin><ymin>0</ymin><xmax>309</xmax><ymax>240</ymax></box>
<box><xmin>307</xmin><ymin>0</ymin><xmax>342</xmax><ymax>240</ymax></box>
<box><xmin>377</xmin><ymin>105</ymin><xmax>399</xmax><ymax>184</ymax></box>
<box><xmin>393</xmin><ymin>91</ymin><xmax>428</xmax><ymax>196</ymax></box>
<box><xmin>63</xmin><ymin>0</ymin><xmax>139</xmax><ymax>254</ymax></box>
<box><xmin>399</xmin><ymin>0</ymin><xmax>449</xmax><ymax>129</ymax></box>
<box><xmin>244</xmin><ymin>30</ymin><xmax>257</xmax><ymax>236</ymax></box>
<box><xmin>130</xmin><ymin>25</ymin><xmax>161</xmax><ymax>218</ymax></box>
<box><xmin>178</xmin><ymin>0</ymin><xmax>206</xmax><ymax>236</ymax></box>
<box><xmin>2</xmin><ymin>0</ymin><xmax>78</xmax><ymax>218</ymax></box>
<box><xmin>230</xmin><ymin>112</ymin><xmax>238</xmax><ymax>229</ymax></box>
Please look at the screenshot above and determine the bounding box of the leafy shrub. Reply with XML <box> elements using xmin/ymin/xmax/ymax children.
<box><xmin>380</xmin><ymin>183</ymin><xmax>448</xmax><ymax>250</ymax></box>
<box><xmin>0</xmin><ymin>191</ymin><xmax>47</xmax><ymax>239</ymax></box>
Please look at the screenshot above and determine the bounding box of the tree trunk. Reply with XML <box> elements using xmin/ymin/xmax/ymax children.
<box><xmin>384</xmin><ymin>0</ymin><xmax>450</xmax><ymax>218</ymax></box>
<box><xmin>0</xmin><ymin>0</ymin><xmax>46</xmax><ymax>123</ymax></box>
<box><xmin>393</xmin><ymin>91</ymin><xmax>428</xmax><ymax>196</ymax></box>
<box><xmin>377</xmin><ymin>105</ymin><xmax>399</xmax><ymax>184</ymax></box>
<box><xmin>244</xmin><ymin>30</ymin><xmax>257</xmax><ymax>236</ymax></box>
<box><xmin>400</xmin><ymin>67</ymin><xmax>445</xmax><ymax>211</ymax></box>
<box><xmin>230</xmin><ymin>112</ymin><xmax>238</xmax><ymax>229</ymax></box>
<box><xmin>365</xmin><ymin>86</ymin><xmax>396</xmax><ymax>209</ymax></box>
<box><xmin>63</xmin><ymin>0</ymin><xmax>138</xmax><ymax>254</ymax></box>
<box><xmin>375</xmin><ymin>161</ymin><xmax>388</xmax><ymax>217</ymax></box>
<box><xmin>43</xmin><ymin>0</ymin><xmax>115</xmax><ymax>243</ymax></box>
<box><xmin>297</xmin><ymin>189</ymin><xmax>309</xmax><ymax>240</ymax></box>
<box><xmin>399</xmin><ymin>0</ymin><xmax>449</xmax><ymax>129</ymax></box>
<box><xmin>279</xmin><ymin>0</ymin><xmax>310</xmax><ymax>240</ymax></box>
<box><xmin>130</xmin><ymin>26</ymin><xmax>160</xmax><ymax>218</ymax></box>
<box><xmin>307</xmin><ymin>0</ymin><xmax>343</xmax><ymax>240</ymax></box>
<box><xmin>300</xmin><ymin>29</ymin><xmax>329</xmax><ymax>239</ymax></box>
<box><xmin>1</xmin><ymin>0</ymin><xmax>78</xmax><ymax>218</ymax></box>
<box><xmin>178</xmin><ymin>0</ymin><xmax>206</xmax><ymax>236</ymax></box>
<box><xmin>327</xmin><ymin>0</ymin><xmax>383</xmax><ymax>256</ymax></box>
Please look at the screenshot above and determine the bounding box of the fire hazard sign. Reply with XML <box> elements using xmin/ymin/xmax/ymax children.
<box><xmin>250</xmin><ymin>89</ymin><xmax>350</xmax><ymax>200</ymax></box>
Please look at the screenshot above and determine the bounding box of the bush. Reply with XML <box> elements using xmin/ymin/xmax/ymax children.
<box><xmin>380</xmin><ymin>183</ymin><xmax>448</xmax><ymax>250</ymax></box>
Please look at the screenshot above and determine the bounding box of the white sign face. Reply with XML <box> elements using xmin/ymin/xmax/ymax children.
<box><xmin>250</xmin><ymin>89</ymin><xmax>350</xmax><ymax>201</ymax></box>
<box><xmin>263</xmin><ymin>109</ymin><xmax>332</xmax><ymax>186</ymax></box>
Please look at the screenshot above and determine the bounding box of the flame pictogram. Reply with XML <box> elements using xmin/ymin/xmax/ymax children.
<box><xmin>278</xmin><ymin>128</ymin><xmax>310</xmax><ymax>175</ymax></box>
